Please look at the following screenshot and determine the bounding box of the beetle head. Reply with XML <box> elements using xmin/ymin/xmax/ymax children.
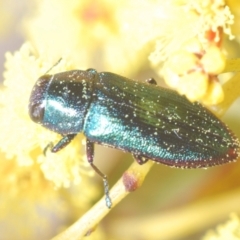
<box><xmin>29</xmin><ymin>70</ymin><xmax>95</xmax><ymax>134</ymax></box>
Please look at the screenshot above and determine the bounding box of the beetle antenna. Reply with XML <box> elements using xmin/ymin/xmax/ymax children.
<box><xmin>44</xmin><ymin>58</ymin><xmax>62</xmax><ymax>75</ymax></box>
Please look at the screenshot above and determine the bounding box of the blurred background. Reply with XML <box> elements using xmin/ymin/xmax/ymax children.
<box><xmin>0</xmin><ymin>0</ymin><xmax>240</xmax><ymax>240</ymax></box>
<box><xmin>0</xmin><ymin>0</ymin><xmax>30</xmax><ymax>80</ymax></box>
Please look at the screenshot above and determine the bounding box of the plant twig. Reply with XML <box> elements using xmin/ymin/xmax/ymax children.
<box><xmin>52</xmin><ymin>160</ymin><xmax>154</xmax><ymax>240</ymax></box>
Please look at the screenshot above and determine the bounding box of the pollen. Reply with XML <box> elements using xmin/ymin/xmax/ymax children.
<box><xmin>200</xmin><ymin>45</ymin><xmax>226</xmax><ymax>74</ymax></box>
<box><xmin>162</xmin><ymin>37</ymin><xmax>227</xmax><ymax>105</ymax></box>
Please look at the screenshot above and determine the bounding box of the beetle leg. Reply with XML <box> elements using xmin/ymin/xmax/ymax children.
<box><xmin>49</xmin><ymin>134</ymin><xmax>77</xmax><ymax>153</ymax></box>
<box><xmin>133</xmin><ymin>154</ymin><xmax>149</xmax><ymax>165</ymax></box>
<box><xmin>86</xmin><ymin>139</ymin><xmax>112</xmax><ymax>208</ymax></box>
<box><xmin>43</xmin><ymin>142</ymin><xmax>54</xmax><ymax>156</ymax></box>
<box><xmin>145</xmin><ymin>78</ymin><xmax>157</xmax><ymax>85</ymax></box>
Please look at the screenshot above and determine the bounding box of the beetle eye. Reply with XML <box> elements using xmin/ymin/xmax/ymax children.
<box><xmin>29</xmin><ymin>75</ymin><xmax>51</xmax><ymax>124</ymax></box>
<box><xmin>29</xmin><ymin>102</ymin><xmax>45</xmax><ymax>123</ymax></box>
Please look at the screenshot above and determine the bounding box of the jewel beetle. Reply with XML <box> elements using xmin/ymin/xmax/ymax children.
<box><xmin>29</xmin><ymin>68</ymin><xmax>240</xmax><ymax>208</ymax></box>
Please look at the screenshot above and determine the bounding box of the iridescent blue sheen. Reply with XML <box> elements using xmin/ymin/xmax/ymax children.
<box><xmin>29</xmin><ymin>68</ymin><xmax>240</xmax><ymax>208</ymax></box>
<box><xmin>83</xmin><ymin>71</ymin><xmax>239</xmax><ymax>168</ymax></box>
<box><xmin>29</xmin><ymin>69</ymin><xmax>240</xmax><ymax>169</ymax></box>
